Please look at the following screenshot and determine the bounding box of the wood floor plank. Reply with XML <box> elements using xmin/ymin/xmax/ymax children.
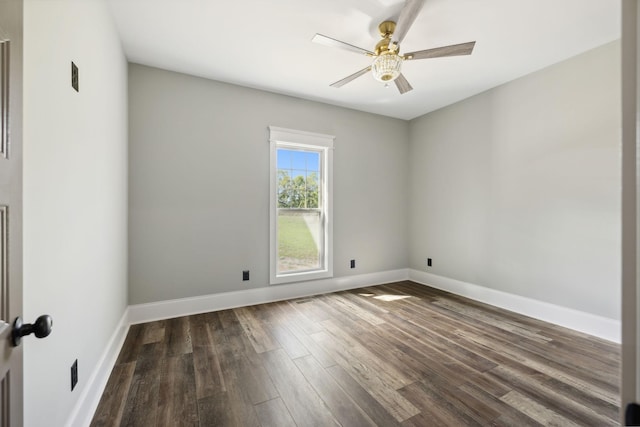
<box><xmin>93</xmin><ymin>281</ymin><xmax>621</xmax><ymax>426</ymax></box>
<box><xmin>142</xmin><ymin>320</ymin><xmax>166</xmax><ymax>345</ymax></box>
<box><xmin>543</xmin><ymin>374</ymin><xmax>619</xmax><ymax>418</ymax></box>
<box><xmin>432</xmin><ymin>297</ymin><xmax>553</xmax><ymax>344</ymax></box>
<box><xmin>197</xmin><ymin>393</ymin><xmax>234</xmax><ymax>427</ymax></box>
<box><xmin>488</xmin><ymin>365</ymin><xmax>618</xmax><ymax>425</ymax></box>
<box><xmin>295</xmin><ymin>354</ymin><xmax>378</xmax><ymax>427</ymax></box>
<box><xmin>234</xmin><ymin>305</ymin><xmax>280</xmax><ymax>353</ymax></box>
<box><xmin>517</xmin><ymin>336</ymin><xmax>619</xmax><ymax>389</ymax></box>
<box><xmin>401</xmin><ymin>412</ymin><xmax>446</xmax><ymax>427</ymax></box>
<box><xmin>157</xmin><ymin>354</ymin><xmax>198</xmax><ymax>427</ymax></box>
<box><xmin>326</xmin><ymin>315</ymin><xmax>425</xmax><ymax>384</ymax></box>
<box><xmin>276</xmin><ymin>299</ymin><xmax>325</xmax><ymax>335</ymax></box>
<box><xmin>119</xmin><ymin>343</ymin><xmax>163</xmax><ymax>427</ymax></box>
<box><xmin>163</xmin><ymin>316</ymin><xmax>193</xmax><ymax>357</ymax></box>
<box><xmin>458</xmin><ymin>381</ymin><xmax>545</xmax><ymax>427</ymax></box>
<box><xmin>461</xmin><ymin>371</ymin><xmax>511</xmax><ymax>398</ymax></box>
<box><xmin>320</xmin><ymin>319</ymin><xmax>414</xmax><ymax>389</ymax></box>
<box><xmin>257</xmin><ymin>305</ymin><xmax>311</xmax><ymax>359</ymax></box>
<box><xmin>341</xmin><ymin>289</ymin><xmax>395</xmax><ymax>314</ymax></box>
<box><xmin>326</xmin><ymin>364</ymin><xmax>403</xmax><ymax>427</ymax></box>
<box><xmin>277</xmin><ymin>316</ymin><xmax>336</xmax><ymax>368</ymax></box>
<box><xmin>500</xmin><ymin>390</ymin><xmax>583</xmax><ymax>427</ymax></box>
<box><xmin>217</xmin><ymin>308</ymin><xmax>240</xmax><ymax>330</ymax></box>
<box><xmin>429</xmin><ymin>378</ymin><xmax>503</xmax><ymax>423</ymax></box>
<box><xmin>115</xmin><ymin>324</ymin><xmax>144</xmax><ymax>364</ymax></box>
<box><xmin>90</xmin><ymin>362</ymin><xmax>136</xmax><ymax>427</ymax></box>
<box><xmin>261</xmin><ymin>348</ymin><xmax>341</xmax><ymax>426</ymax></box>
<box><xmin>189</xmin><ymin>313</ymin><xmax>226</xmax><ymax>399</ymax></box>
<box><xmin>395</xmin><ymin>283</ymin><xmax>619</xmax><ymax>382</ymax></box>
<box><xmin>457</xmin><ymin>315</ymin><xmax>620</xmax><ymax>388</ymax></box>
<box><xmin>393</xmin><ymin>297</ymin><xmax>613</xmax><ymax>394</ymax></box>
<box><xmin>289</xmin><ymin>296</ymin><xmax>334</xmax><ymax>323</ymax></box>
<box><xmin>208</xmin><ymin>356</ymin><xmax>262</xmax><ymax>426</ymax></box>
<box><xmin>541</xmin><ymin>335</ymin><xmax>619</xmax><ymax>375</ymax></box>
<box><xmin>254</xmin><ymin>398</ymin><xmax>297</xmax><ymax>427</ymax></box>
<box><xmin>380</xmin><ymin>313</ymin><xmax>498</xmax><ymax>374</ymax></box>
<box><xmin>398</xmin><ymin>381</ymin><xmax>484</xmax><ymax>426</ymax></box>
<box><xmin>212</xmin><ymin>323</ymin><xmax>279</xmax><ymax>406</ymax></box>
<box><xmin>208</xmin><ymin>308</ymin><xmax>280</xmax><ymax>406</ymax></box>
<box><xmin>469</xmin><ymin>331</ymin><xmax>619</xmax><ymax>407</ymax></box>
<box><xmin>312</xmin><ymin>329</ymin><xmax>420</xmax><ymax>422</ymax></box>
<box><xmin>369</xmin><ymin>319</ymin><xmax>485</xmax><ymax>388</ymax></box>
<box><xmin>328</xmin><ymin>292</ymin><xmax>387</xmax><ymax>325</ymax></box>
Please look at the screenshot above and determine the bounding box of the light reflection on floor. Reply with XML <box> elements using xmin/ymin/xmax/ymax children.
<box><xmin>358</xmin><ymin>293</ymin><xmax>411</xmax><ymax>302</ymax></box>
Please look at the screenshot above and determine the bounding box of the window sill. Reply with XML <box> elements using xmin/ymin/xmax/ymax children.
<box><xmin>270</xmin><ymin>269</ymin><xmax>333</xmax><ymax>285</ymax></box>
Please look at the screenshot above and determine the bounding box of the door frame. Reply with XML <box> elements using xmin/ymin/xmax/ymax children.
<box><xmin>0</xmin><ymin>0</ymin><xmax>24</xmax><ymax>425</ymax></box>
<box><xmin>621</xmin><ymin>0</ymin><xmax>640</xmax><ymax>424</ymax></box>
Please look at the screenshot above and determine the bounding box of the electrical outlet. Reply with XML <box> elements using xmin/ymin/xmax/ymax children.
<box><xmin>350</xmin><ymin>259</ymin><xmax>356</xmax><ymax>269</ymax></box>
<box><xmin>242</xmin><ymin>270</ymin><xmax>250</xmax><ymax>281</ymax></box>
<box><xmin>71</xmin><ymin>359</ymin><xmax>78</xmax><ymax>391</ymax></box>
<box><xmin>427</xmin><ymin>258</ymin><xmax>432</xmax><ymax>267</ymax></box>
<box><xmin>71</xmin><ymin>62</ymin><xmax>79</xmax><ymax>92</ymax></box>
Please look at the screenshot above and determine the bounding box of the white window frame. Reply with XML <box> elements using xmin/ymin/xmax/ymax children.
<box><xmin>269</xmin><ymin>126</ymin><xmax>334</xmax><ymax>285</ymax></box>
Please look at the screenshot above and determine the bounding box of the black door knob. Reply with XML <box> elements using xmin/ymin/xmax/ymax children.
<box><xmin>12</xmin><ymin>315</ymin><xmax>53</xmax><ymax>346</ymax></box>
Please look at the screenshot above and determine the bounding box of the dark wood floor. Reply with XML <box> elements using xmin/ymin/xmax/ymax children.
<box><xmin>90</xmin><ymin>281</ymin><xmax>620</xmax><ymax>426</ymax></box>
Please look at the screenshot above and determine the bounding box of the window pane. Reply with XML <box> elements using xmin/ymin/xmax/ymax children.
<box><xmin>305</xmin><ymin>151</ymin><xmax>320</xmax><ymax>171</ymax></box>
<box><xmin>277</xmin><ymin>209</ymin><xmax>321</xmax><ymax>273</ymax></box>
<box><xmin>306</xmin><ymin>172</ymin><xmax>318</xmax><ymax>208</ymax></box>
<box><xmin>291</xmin><ymin>150</ymin><xmax>307</xmax><ymax>170</ymax></box>
<box><xmin>277</xmin><ymin>149</ymin><xmax>291</xmax><ymax>169</ymax></box>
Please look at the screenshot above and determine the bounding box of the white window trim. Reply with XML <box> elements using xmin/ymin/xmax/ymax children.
<box><xmin>269</xmin><ymin>126</ymin><xmax>334</xmax><ymax>285</ymax></box>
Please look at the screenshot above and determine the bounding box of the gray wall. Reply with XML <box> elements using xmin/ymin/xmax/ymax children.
<box><xmin>408</xmin><ymin>41</ymin><xmax>621</xmax><ymax>319</ymax></box>
<box><xmin>128</xmin><ymin>64</ymin><xmax>409</xmax><ymax>304</ymax></box>
<box><xmin>23</xmin><ymin>0</ymin><xmax>128</xmax><ymax>425</ymax></box>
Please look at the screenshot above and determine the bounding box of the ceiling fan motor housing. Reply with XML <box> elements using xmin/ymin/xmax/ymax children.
<box><xmin>378</xmin><ymin>20</ymin><xmax>396</xmax><ymax>39</ymax></box>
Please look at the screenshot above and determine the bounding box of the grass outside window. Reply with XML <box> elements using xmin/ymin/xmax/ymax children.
<box><xmin>277</xmin><ymin>212</ymin><xmax>320</xmax><ymax>272</ymax></box>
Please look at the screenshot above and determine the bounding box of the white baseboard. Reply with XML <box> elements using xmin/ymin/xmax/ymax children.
<box><xmin>65</xmin><ymin>308</ymin><xmax>130</xmax><ymax>427</ymax></box>
<box><xmin>409</xmin><ymin>269</ymin><xmax>621</xmax><ymax>343</ymax></box>
<box><xmin>127</xmin><ymin>268</ymin><xmax>410</xmax><ymax>325</ymax></box>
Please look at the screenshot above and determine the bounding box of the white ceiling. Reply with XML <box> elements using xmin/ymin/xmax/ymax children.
<box><xmin>107</xmin><ymin>0</ymin><xmax>620</xmax><ymax>120</ymax></box>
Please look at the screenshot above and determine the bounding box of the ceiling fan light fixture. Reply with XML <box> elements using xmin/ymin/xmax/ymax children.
<box><xmin>372</xmin><ymin>52</ymin><xmax>402</xmax><ymax>83</ymax></box>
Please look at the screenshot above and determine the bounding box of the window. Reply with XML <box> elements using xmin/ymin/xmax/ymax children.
<box><xmin>269</xmin><ymin>126</ymin><xmax>334</xmax><ymax>284</ymax></box>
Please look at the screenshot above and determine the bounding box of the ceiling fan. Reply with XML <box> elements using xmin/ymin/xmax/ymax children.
<box><xmin>312</xmin><ymin>0</ymin><xmax>476</xmax><ymax>94</ymax></box>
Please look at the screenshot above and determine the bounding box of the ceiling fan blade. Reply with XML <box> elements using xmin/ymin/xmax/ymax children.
<box><xmin>330</xmin><ymin>66</ymin><xmax>372</xmax><ymax>88</ymax></box>
<box><xmin>404</xmin><ymin>41</ymin><xmax>476</xmax><ymax>60</ymax></box>
<box><xmin>394</xmin><ymin>73</ymin><xmax>413</xmax><ymax>94</ymax></box>
<box><xmin>312</xmin><ymin>34</ymin><xmax>375</xmax><ymax>56</ymax></box>
<box><xmin>390</xmin><ymin>0</ymin><xmax>426</xmax><ymax>47</ymax></box>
